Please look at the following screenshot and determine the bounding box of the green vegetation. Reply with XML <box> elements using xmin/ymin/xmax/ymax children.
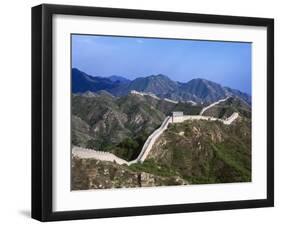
<box><xmin>71</xmin><ymin>93</ymin><xmax>165</xmax><ymax>152</ymax></box>
<box><xmin>72</xmin><ymin>92</ymin><xmax>203</xmax><ymax>159</ymax></box>
<box><xmin>86</xmin><ymin>139</ymin><xmax>96</xmax><ymax>149</ymax></box>
<box><xmin>72</xmin><ymin>91</ymin><xmax>252</xmax><ymax>188</ymax></box>
<box><xmin>128</xmin><ymin>159</ymin><xmax>179</xmax><ymax>177</ymax></box>
<box><xmin>172</xmin><ymin>102</ymin><xmax>202</xmax><ymax>115</ymax></box>
<box><xmin>148</xmin><ymin>118</ymin><xmax>251</xmax><ymax>185</ymax></box>
<box><xmin>112</xmin><ymin>130</ymin><xmax>152</xmax><ymax>161</ymax></box>
<box><xmin>113</xmin><ymin>138</ymin><xmax>139</xmax><ymax>161</ymax></box>
<box><xmin>71</xmin><ymin>157</ymin><xmax>187</xmax><ymax>190</ymax></box>
<box><xmin>202</xmin><ymin>97</ymin><xmax>251</xmax><ymax>119</ymax></box>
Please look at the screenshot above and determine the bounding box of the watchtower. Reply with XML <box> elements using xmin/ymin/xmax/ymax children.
<box><xmin>172</xmin><ymin>111</ymin><xmax>183</xmax><ymax>122</ymax></box>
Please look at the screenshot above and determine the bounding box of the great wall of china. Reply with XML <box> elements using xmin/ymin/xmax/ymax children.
<box><xmin>72</xmin><ymin>97</ymin><xmax>239</xmax><ymax>165</ymax></box>
<box><xmin>199</xmin><ymin>96</ymin><xmax>230</xmax><ymax>115</ymax></box>
<box><xmin>130</xmin><ymin>90</ymin><xmax>197</xmax><ymax>105</ymax></box>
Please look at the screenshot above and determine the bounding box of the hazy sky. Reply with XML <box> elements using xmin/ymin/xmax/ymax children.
<box><xmin>72</xmin><ymin>34</ymin><xmax>252</xmax><ymax>94</ymax></box>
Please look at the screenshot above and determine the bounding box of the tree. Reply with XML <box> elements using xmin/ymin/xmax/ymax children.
<box><xmin>86</xmin><ymin>139</ymin><xmax>96</xmax><ymax>149</ymax></box>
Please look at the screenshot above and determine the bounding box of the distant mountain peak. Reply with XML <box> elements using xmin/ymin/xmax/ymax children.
<box><xmin>72</xmin><ymin>68</ymin><xmax>251</xmax><ymax>105</ymax></box>
<box><xmin>72</xmin><ymin>68</ymin><xmax>119</xmax><ymax>93</ymax></box>
<box><xmin>188</xmin><ymin>78</ymin><xmax>218</xmax><ymax>84</ymax></box>
<box><xmin>108</xmin><ymin>75</ymin><xmax>131</xmax><ymax>83</ymax></box>
<box><xmin>148</xmin><ymin>74</ymin><xmax>171</xmax><ymax>80</ymax></box>
<box><xmin>127</xmin><ymin>73</ymin><xmax>178</xmax><ymax>96</ymax></box>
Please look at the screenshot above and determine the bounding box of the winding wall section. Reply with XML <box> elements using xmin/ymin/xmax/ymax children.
<box><xmin>73</xmin><ymin>99</ymin><xmax>239</xmax><ymax>165</ymax></box>
<box><xmin>199</xmin><ymin>97</ymin><xmax>230</xmax><ymax>115</ymax></box>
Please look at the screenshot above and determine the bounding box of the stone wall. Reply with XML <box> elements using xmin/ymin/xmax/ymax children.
<box><xmin>73</xmin><ymin>110</ymin><xmax>239</xmax><ymax>165</ymax></box>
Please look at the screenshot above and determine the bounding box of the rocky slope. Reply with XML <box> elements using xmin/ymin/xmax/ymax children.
<box><xmin>71</xmin><ymin>114</ymin><xmax>251</xmax><ymax>189</ymax></box>
<box><xmin>71</xmin><ymin>73</ymin><xmax>252</xmax><ymax>189</ymax></box>
<box><xmin>201</xmin><ymin>96</ymin><xmax>251</xmax><ymax>119</ymax></box>
<box><xmin>72</xmin><ymin>157</ymin><xmax>188</xmax><ymax>190</ymax></box>
<box><xmin>72</xmin><ymin>91</ymin><xmax>202</xmax><ymax>161</ymax></box>
<box><xmin>147</xmin><ymin>117</ymin><xmax>251</xmax><ymax>184</ymax></box>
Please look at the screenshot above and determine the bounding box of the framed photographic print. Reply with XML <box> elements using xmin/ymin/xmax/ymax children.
<box><xmin>32</xmin><ymin>4</ymin><xmax>274</xmax><ymax>221</ymax></box>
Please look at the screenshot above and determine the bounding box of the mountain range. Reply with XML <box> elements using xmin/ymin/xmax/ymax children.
<box><xmin>72</xmin><ymin>68</ymin><xmax>251</xmax><ymax>105</ymax></box>
<box><xmin>72</xmin><ymin>90</ymin><xmax>202</xmax><ymax>160</ymax></box>
<box><xmin>71</xmin><ymin>91</ymin><xmax>252</xmax><ymax>188</ymax></box>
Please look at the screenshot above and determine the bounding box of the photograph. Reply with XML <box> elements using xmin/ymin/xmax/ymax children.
<box><xmin>71</xmin><ymin>34</ymin><xmax>252</xmax><ymax>190</ymax></box>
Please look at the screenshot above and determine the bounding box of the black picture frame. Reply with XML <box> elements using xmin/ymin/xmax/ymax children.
<box><xmin>32</xmin><ymin>3</ymin><xmax>274</xmax><ymax>222</ymax></box>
